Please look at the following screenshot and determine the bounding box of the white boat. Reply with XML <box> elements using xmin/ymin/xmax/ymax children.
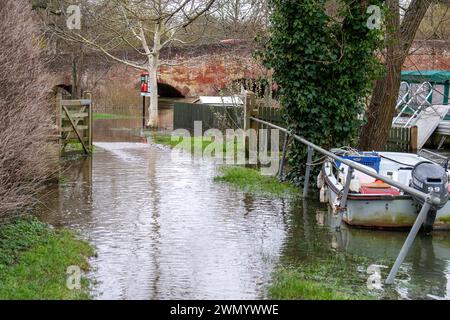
<box><xmin>318</xmin><ymin>150</ymin><xmax>450</xmax><ymax>230</ymax></box>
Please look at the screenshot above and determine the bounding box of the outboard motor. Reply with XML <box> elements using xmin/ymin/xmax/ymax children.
<box><xmin>410</xmin><ymin>161</ymin><xmax>449</xmax><ymax>233</ymax></box>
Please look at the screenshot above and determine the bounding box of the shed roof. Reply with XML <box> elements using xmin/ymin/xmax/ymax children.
<box><xmin>195</xmin><ymin>96</ymin><xmax>244</xmax><ymax>106</ymax></box>
<box><xmin>401</xmin><ymin>70</ymin><xmax>450</xmax><ymax>84</ymax></box>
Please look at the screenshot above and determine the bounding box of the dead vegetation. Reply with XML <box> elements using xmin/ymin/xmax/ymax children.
<box><xmin>0</xmin><ymin>0</ymin><xmax>57</xmax><ymax>218</ymax></box>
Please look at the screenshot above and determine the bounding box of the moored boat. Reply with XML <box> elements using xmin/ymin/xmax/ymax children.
<box><xmin>318</xmin><ymin>150</ymin><xmax>450</xmax><ymax>230</ymax></box>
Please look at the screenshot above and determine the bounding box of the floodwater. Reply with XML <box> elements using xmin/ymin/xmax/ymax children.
<box><xmin>38</xmin><ymin>115</ymin><xmax>450</xmax><ymax>300</ymax></box>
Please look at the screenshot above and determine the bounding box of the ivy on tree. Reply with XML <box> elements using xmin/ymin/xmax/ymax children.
<box><xmin>261</xmin><ymin>0</ymin><xmax>384</xmax><ymax>185</ymax></box>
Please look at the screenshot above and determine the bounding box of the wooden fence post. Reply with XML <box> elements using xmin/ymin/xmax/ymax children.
<box><xmin>56</xmin><ymin>92</ymin><xmax>63</xmax><ymax>156</ymax></box>
<box><xmin>244</xmin><ymin>91</ymin><xmax>256</xmax><ymax>155</ymax></box>
<box><xmin>243</xmin><ymin>91</ymin><xmax>255</xmax><ymax>132</ymax></box>
<box><xmin>410</xmin><ymin>126</ymin><xmax>418</xmax><ymax>152</ymax></box>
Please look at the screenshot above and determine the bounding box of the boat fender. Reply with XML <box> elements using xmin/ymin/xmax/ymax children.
<box><xmin>331</xmin><ymin>197</ymin><xmax>340</xmax><ymax>215</ymax></box>
<box><xmin>349</xmin><ymin>176</ymin><xmax>361</xmax><ymax>193</ymax></box>
<box><xmin>338</xmin><ymin>172</ymin><xmax>345</xmax><ymax>185</ymax></box>
<box><xmin>319</xmin><ymin>186</ymin><xmax>329</xmax><ymax>203</ymax></box>
<box><xmin>317</xmin><ymin>172</ymin><xmax>324</xmax><ymax>189</ymax></box>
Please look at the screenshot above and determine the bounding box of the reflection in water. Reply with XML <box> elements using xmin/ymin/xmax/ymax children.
<box><xmin>38</xmin><ymin>115</ymin><xmax>450</xmax><ymax>300</ymax></box>
<box><xmin>314</xmin><ymin>207</ymin><xmax>450</xmax><ymax>299</ymax></box>
<box><xmin>41</xmin><ymin>142</ymin><xmax>291</xmax><ymax>299</ymax></box>
<box><xmin>94</xmin><ymin>108</ymin><xmax>174</xmax><ymax>142</ymax></box>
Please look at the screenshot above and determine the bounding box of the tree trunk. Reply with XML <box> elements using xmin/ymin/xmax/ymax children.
<box><xmin>71</xmin><ymin>52</ymin><xmax>78</xmax><ymax>99</ymax></box>
<box><xmin>147</xmin><ymin>24</ymin><xmax>160</xmax><ymax>128</ymax></box>
<box><xmin>359</xmin><ymin>0</ymin><xmax>431</xmax><ymax>150</ymax></box>
<box><xmin>70</xmin><ymin>46</ymin><xmax>84</xmax><ymax>99</ymax></box>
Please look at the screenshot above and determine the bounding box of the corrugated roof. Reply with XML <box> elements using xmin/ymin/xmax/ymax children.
<box><xmin>196</xmin><ymin>96</ymin><xmax>243</xmax><ymax>106</ymax></box>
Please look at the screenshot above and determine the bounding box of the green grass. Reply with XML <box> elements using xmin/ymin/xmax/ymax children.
<box><xmin>269</xmin><ymin>255</ymin><xmax>377</xmax><ymax>300</ymax></box>
<box><xmin>214</xmin><ymin>166</ymin><xmax>299</xmax><ymax>198</ymax></box>
<box><xmin>65</xmin><ymin>142</ymin><xmax>96</xmax><ymax>153</ymax></box>
<box><xmin>153</xmin><ymin>134</ymin><xmax>295</xmax><ymax>198</ymax></box>
<box><xmin>93</xmin><ymin>113</ymin><xmax>138</xmax><ymax>120</ymax></box>
<box><xmin>152</xmin><ymin>133</ymin><xmax>214</xmax><ymax>151</ymax></box>
<box><xmin>0</xmin><ymin>217</ymin><xmax>94</xmax><ymax>300</ymax></box>
<box><xmin>151</xmin><ymin>133</ymin><xmax>240</xmax><ymax>155</ymax></box>
<box><xmin>438</xmin><ymin>215</ymin><xmax>450</xmax><ymax>223</ymax></box>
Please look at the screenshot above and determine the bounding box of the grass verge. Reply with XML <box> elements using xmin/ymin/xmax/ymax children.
<box><xmin>153</xmin><ymin>134</ymin><xmax>295</xmax><ymax>198</ymax></box>
<box><xmin>151</xmin><ymin>133</ymin><xmax>240</xmax><ymax>154</ymax></box>
<box><xmin>214</xmin><ymin>166</ymin><xmax>299</xmax><ymax>198</ymax></box>
<box><xmin>0</xmin><ymin>217</ymin><xmax>94</xmax><ymax>300</ymax></box>
<box><xmin>65</xmin><ymin>142</ymin><xmax>96</xmax><ymax>153</ymax></box>
<box><xmin>93</xmin><ymin>113</ymin><xmax>137</xmax><ymax>120</ymax></box>
<box><xmin>152</xmin><ymin>133</ymin><xmax>213</xmax><ymax>151</ymax></box>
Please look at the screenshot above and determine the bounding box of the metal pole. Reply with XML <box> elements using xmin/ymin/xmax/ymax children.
<box><xmin>385</xmin><ymin>200</ymin><xmax>431</xmax><ymax>284</ymax></box>
<box><xmin>303</xmin><ymin>146</ymin><xmax>314</xmax><ymax>198</ymax></box>
<box><xmin>248</xmin><ymin>116</ymin><xmax>441</xmax><ymax>284</ymax></box>
<box><xmin>249</xmin><ymin>116</ymin><xmax>431</xmax><ymax>202</ymax></box>
<box><xmin>278</xmin><ymin>134</ymin><xmax>290</xmax><ymax>179</ymax></box>
<box><xmin>333</xmin><ymin>167</ymin><xmax>354</xmax><ymax>229</ymax></box>
<box><xmin>142</xmin><ymin>96</ymin><xmax>146</xmax><ymax>129</ymax></box>
<box><xmin>340</xmin><ymin>167</ymin><xmax>354</xmax><ymax>209</ymax></box>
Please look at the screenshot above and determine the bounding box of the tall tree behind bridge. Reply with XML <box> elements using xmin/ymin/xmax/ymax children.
<box><xmin>214</xmin><ymin>0</ymin><xmax>269</xmax><ymax>40</ymax></box>
<box><xmin>47</xmin><ymin>0</ymin><xmax>216</xmax><ymax>128</ymax></box>
<box><xmin>359</xmin><ymin>0</ymin><xmax>433</xmax><ymax>150</ymax></box>
<box><xmin>417</xmin><ymin>1</ymin><xmax>450</xmax><ymax>40</ymax></box>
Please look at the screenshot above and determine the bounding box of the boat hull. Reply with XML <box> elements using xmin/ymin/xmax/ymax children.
<box><xmin>322</xmin><ymin>164</ymin><xmax>450</xmax><ymax>230</ymax></box>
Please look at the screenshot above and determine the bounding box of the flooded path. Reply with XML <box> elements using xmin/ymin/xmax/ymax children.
<box><xmin>39</xmin><ymin>118</ymin><xmax>450</xmax><ymax>300</ymax></box>
<box><xmin>42</xmin><ymin>139</ymin><xmax>291</xmax><ymax>299</ymax></box>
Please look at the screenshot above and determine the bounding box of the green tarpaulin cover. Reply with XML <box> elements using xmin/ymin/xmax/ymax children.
<box><xmin>401</xmin><ymin>70</ymin><xmax>450</xmax><ymax>84</ymax></box>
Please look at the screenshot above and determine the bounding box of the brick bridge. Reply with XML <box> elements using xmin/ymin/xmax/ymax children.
<box><xmin>50</xmin><ymin>41</ymin><xmax>264</xmax><ymax>98</ymax></box>
<box><xmin>49</xmin><ymin>40</ymin><xmax>450</xmax><ymax>98</ymax></box>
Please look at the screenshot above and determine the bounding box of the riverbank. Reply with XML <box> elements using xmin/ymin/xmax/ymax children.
<box><xmin>0</xmin><ymin>217</ymin><xmax>94</xmax><ymax>300</ymax></box>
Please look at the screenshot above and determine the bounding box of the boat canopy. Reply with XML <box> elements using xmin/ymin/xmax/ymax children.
<box><xmin>401</xmin><ymin>70</ymin><xmax>450</xmax><ymax>105</ymax></box>
<box><xmin>401</xmin><ymin>70</ymin><xmax>450</xmax><ymax>84</ymax></box>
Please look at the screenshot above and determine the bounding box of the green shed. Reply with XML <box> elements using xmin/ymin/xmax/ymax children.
<box><xmin>401</xmin><ymin>70</ymin><xmax>450</xmax><ymax>105</ymax></box>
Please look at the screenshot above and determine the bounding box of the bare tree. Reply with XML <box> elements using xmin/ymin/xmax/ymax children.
<box><xmin>213</xmin><ymin>0</ymin><xmax>269</xmax><ymax>40</ymax></box>
<box><xmin>417</xmin><ymin>1</ymin><xmax>450</xmax><ymax>40</ymax></box>
<box><xmin>47</xmin><ymin>0</ymin><xmax>216</xmax><ymax>128</ymax></box>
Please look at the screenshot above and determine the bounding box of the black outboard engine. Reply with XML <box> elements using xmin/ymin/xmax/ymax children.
<box><xmin>410</xmin><ymin>161</ymin><xmax>449</xmax><ymax>233</ymax></box>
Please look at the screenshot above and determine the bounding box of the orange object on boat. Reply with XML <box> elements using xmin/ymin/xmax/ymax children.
<box><xmin>360</xmin><ymin>186</ymin><xmax>400</xmax><ymax>196</ymax></box>
<box><xmin>361</xmin><ymin>182</ymin><xmax>392</xmax><ymax>189</ymax></box>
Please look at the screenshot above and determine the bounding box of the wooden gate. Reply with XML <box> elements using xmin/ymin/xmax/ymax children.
<box><xmin>57</xmin><ymin>92</ymin><xmax>93</xmax><ymax>156</ymax></box>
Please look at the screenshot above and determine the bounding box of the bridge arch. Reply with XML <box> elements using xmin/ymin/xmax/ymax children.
<box><xmin>157</xmin><ymin>82</ymin><xmax>185</xmax><ymax>98</ymax></box>
<box><xmin>53</xmin><ymin>84</ymin><xmax>72</xmax><ymax>97</ymax></box>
